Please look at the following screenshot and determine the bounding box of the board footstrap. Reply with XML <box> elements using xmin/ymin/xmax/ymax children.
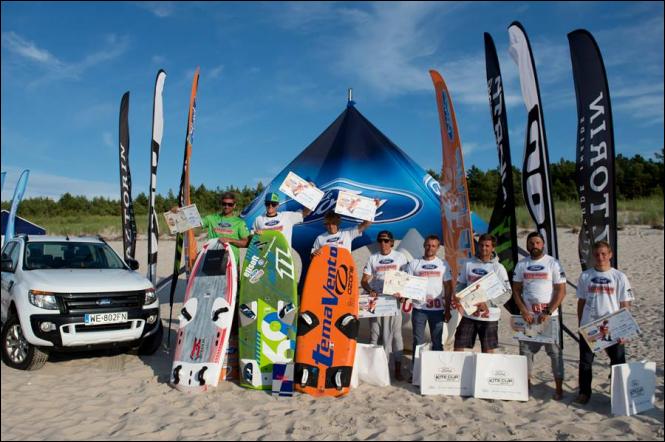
<box><xmin>325</xmin><ymin>366</ymin><xmax>353</xmax><ymax>390</ymax></box>
<box><xmin>297</xmin><ymin>311</ymin><xmax>319</xmax><ymax>336</ymax></box>
<box><xmin>294</xmin><ymin>363</ymin><xmax>320</xmax><ymax>388</ymax></box>
<box><xmin>335</xmin><ymin>314</ymin><xmax>359</xmax><ymax>340</ymax></box>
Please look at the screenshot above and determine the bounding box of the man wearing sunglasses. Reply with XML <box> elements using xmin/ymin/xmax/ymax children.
<box><xmin>361</xmin><ymin>230</ymin><xmax>408</xmax><ymax>380</ymax></box>
<box><xmin>199</xmin><ymin>192</ymin><xmax>250</xmax><ymax>266</ymax></box>
<box><xmin>252</xmin><ymin>192</ymin><xmax>311</xmax><ymax>247</ymax></box>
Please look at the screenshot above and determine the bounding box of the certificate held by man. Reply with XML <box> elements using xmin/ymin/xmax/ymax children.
<box><xmin>163</xmin><ymin>203</ymin><xmax>202</xmax><ymax>234</ymax></box>
<box><xmin>279</xmin><ymin>171</ymin><xmax>324</xmax><ymax>212</ymax></box>
<box><xmin>382</xmin><ymin>270</ymin><xmax>428</xmax><ymax>302</ymax></box>
<box><xmin>579</xmin><ymin>308</ymin><xmax>640</xmax><ymax>353</ymax></box>
<box><xmin>455</xmin><ymin>271</ymin><xmax>507</xmax><ymax>315</ymax></box>
<box><xmin>334</xmin><ymin>190</ymin><xmax>377</xmax><ymax>222</ymax></box>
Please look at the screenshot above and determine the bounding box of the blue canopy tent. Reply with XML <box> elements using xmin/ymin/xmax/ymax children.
<box><xmin>1</xmin><ymin>209</ymin><xmax>46</xmax><ymax>246</ymax></box>
<box><xmin>241</xmin><ymin>104</ymin><xmax>488</xmax><ymax>265</ymax></box>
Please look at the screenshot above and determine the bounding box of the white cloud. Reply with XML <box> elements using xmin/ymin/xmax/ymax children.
<box><xmin>208</xmin><ymin>65</ymin><xmax>224</xmax><ymax>79</ymax></box>
<box><xmin>103</xmin><ymin>132</ymin><xmax>114</xmax><ymax>149</ymax></box>
<box><xmin>1</xmin><ymin>31</ymin><xmax>65</xmax><ymax>68</ymax></box>
<box><xmin>2</xmin><ymin>31</ymin><xmax>129</xmax><ymax>88</ymax></box>
<box><xmin>136</xmin><ymin>2</ymin><xmax>176</xmax><ymax>18</ymax></box>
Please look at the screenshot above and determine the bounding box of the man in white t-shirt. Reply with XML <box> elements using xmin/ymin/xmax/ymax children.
<box><xmin>252</xmin><ymin>192</ymin><xmax>311</xmax><ymax>247</ymax></box>
<box><xmin>574</xmin><ymin>240</ymin><xmax>634</xmax><ymax>405</ymax></box>
<box><xmin>311</xmin><ymin>211</ymin><xmax>372</xmax><ymax>256</ymax></box>
<box><xmin>404</xmin><ymin>235</ymin><xmax>453</xmax><ymax>356</ymax></box>
<box><xmin>361</xmin><ymin>230</ymin><xmax>408</xmax><ymax>381</ymax></box>
<box><xmin>453</xmin><ymin>233</ymin><xmax>512</xmax><ymax>353</ymax></box>
<box><xmin>512</xmin><ymin>231</ymin><xmax>567</xmax><ymax>400</ymax></box>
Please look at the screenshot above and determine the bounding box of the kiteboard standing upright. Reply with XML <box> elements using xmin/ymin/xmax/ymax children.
<box><xmin>295</xmin><ymin>245</ymin><xmax>359</xmax><ymax>397</ymax></box>
<box><xmin>167</xmin><ymin>68</ymin><xmax>200</xmax><ymax>349</ymax></box>
<box><xmin>147</xmin><ymin>69</ymin><xmax>166</xmax><ymax>286</ymax></box>
<box><xmin>170</xmin><ymin>239</ymin><xmax>237</xmax><ymax>393</ymax></box>
<box><xmin>238</xmin><ymin>231</ymin><xmax>298</xmax><ymax>390</ymax></box>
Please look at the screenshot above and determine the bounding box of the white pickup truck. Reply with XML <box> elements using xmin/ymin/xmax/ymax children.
<box><xmin>1</xmin><ymin>235</ymin><xmax>162</xmax><ymax>370</ymax></box>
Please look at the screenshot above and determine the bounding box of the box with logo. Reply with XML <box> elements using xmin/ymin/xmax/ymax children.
<box><xmin>420</xmin><ymin>351</ymin><xmax>475</xmax><ymax>396</ymax></box>
<box><xmin>611</xmin><ymin>361</ymin><xmax>656</xmax><ymax>416</ymax></box>
<box><xmin>474</xmin><ymin>353</ymin><xmax>528</xmax><ymax>401</ymax></box>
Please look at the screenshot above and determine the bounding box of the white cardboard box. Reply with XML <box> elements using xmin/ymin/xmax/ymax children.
<box><xmin>474</xmin><ymin>353</ymin><xmax>528</xmax><ymax>401</ymax></box>
<box><xmin>420</xmin><ymin>351</ymin><xmax>475</xmax><ymax>396</ymax></box>
<box><xmin>611</xmin><ymin>361</ymin><xmax>656</xmax><ymax>416</ymax></box>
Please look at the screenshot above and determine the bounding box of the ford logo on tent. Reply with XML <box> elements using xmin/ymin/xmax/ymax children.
<box><xmin>591</xmin><ymin>277</ymin><xmax>612</xmax><ymax>284</ymax></box>
<box><xmin>527</xmin><ymin>265</ymin><xmax>545</xmax><ymax>271</ymax></box>
<box><xmin>285</xmin><ymin>178</ymin><xmax>422</xmax><ymax>225</ymax></box>
<box><xmin>423</xmin><ymin>174</ymin><xmax>441</xmax><ymax>197</ymax></box>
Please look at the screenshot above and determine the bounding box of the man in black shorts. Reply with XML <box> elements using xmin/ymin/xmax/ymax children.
<box><xmin>453</xmin><ymin>234</ymin><xmax>512</xmax><ymax>353</ymax></box>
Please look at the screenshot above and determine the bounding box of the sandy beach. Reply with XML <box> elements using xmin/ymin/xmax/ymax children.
<box><xmin>1</xmin><ymin>226</ymin><xmax>663</xmax><ymax>440</ymax></box>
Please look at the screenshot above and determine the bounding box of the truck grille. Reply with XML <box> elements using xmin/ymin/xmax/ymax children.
<box><xmin>60</xmin><ymin>291</ymin><xmax>144</xmax><ymax>314</ymax></box>
<box><xmin>74</xmin><ymin>323</ymin><xmax>135</xmax><ymax>333</ymax></box>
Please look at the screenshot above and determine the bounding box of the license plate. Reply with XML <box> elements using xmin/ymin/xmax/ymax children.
<box><xmin>84</xmin><ymin>312</ymin><xmax>128</xmax><ymax>325</ymax></box>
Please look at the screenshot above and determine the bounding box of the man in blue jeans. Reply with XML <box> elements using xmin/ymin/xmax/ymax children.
<box><xmin>404</xmin><ymin>235</ymin><xmax>453</xmax><ymax>360</ymax></box>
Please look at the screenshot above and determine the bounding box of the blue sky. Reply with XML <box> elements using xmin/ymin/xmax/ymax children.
<box><xmin>1</xmin><ymin>1</ymin><xmax>663</xmax><ymax>201</ymax></box>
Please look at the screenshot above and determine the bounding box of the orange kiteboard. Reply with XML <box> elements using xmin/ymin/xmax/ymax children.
<box><xmin>295</xmin><ymin>245</ymin><xmax>359</xmax><ymax>397</ymax></box>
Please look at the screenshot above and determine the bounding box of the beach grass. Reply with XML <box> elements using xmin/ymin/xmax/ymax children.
<box><xmin>25</xmin><ymin>215</ymin><xmax>173</xmax><ymax>239</ymax></box>
<box><xmin>472</xmin><ymin>196</ymin><xmax>664</xmax><ymax>229</ymax></box>
<box><xmin>22</xmin><ymin>197</ymin><xmax>664</xmax><ymax>236</ymax></box>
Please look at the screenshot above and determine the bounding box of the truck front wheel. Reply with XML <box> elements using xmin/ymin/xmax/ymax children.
<box><xmin>1</xmin><ymin>312</ymin><xmax>49</xmax><ymax>370</ymax></box>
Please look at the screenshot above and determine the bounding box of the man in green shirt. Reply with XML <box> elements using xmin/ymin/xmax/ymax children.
<box><xmin>200</xmin><ymin>192</ymin><xmax>250</xmax><ymax>266</ymax></box>
<box><xmin>173</xmin><ymin>192</ymin><xmax>249</xmax><ymax>266</ymax></box>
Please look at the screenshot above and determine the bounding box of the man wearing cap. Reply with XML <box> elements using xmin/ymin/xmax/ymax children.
<box><xmin>252</xmin><ymin>192</ymin><xmax>311</xmax><ymax>248</ymax></box>
<box><xmin>512</xmin><ymin>231</ymin><xmax>567</xmax><ymax>400</ymax></box>
<box><xmin>361</xmin><ymin>230</ymin><xmax>409</xmax><ymax>380</ymax></box>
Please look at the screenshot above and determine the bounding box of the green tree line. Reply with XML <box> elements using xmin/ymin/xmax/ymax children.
<box><xmin>429</xmin><ymin>152</ymin><xmax>663</xmax><ymax>207</ymax></box>
<box><xmin>2</xmin><ymin>152</ymin><xmax>662</xmax><ymax>217</ymax></box>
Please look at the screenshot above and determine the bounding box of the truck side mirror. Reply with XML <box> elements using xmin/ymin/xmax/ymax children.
<box><xmin>1</xmin><ymin>258</ymin><xmax>15</xmax><ymax>273</ymax></box>
<box><xmin>126</xmin><ymin>258</ymin><xmax>139</xmax><ymax>271</ymax></box>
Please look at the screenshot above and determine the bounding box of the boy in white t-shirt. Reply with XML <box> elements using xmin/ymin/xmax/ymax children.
<box><xmin>361</xmin><ymin>230</ymin><xmax>408</xmax><ymax>380</ymax></box>
<box><xmin>252</xmin><ymin>192</ymin><xmax>311</xmax><ymax>247</ymax></box>
<box><xmin>512</xmin><ymin>231</ymin><xmax>567</xmax><ymax>400</ymax></box>
<box><xmin>311</xmin><ymin>211</ymin><xmax>372</xmax><ymax>256</ymax></box>
<box><xmin>574</xmin><ymin>240</ymin><xmax>634</xmax><ymax>405</ymax></box>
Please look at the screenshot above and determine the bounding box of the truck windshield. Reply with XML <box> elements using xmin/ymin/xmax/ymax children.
<box><xmin>23</xmin><ymin>242</ymin><xmax>127</xmax><ymax>270</ymax></box>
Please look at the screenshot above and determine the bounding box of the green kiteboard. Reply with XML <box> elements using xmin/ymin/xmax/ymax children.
<box><xmin>238</xmin><ymin>230</ymin><xmax>298</xmax><ymax>390</ymax></box>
